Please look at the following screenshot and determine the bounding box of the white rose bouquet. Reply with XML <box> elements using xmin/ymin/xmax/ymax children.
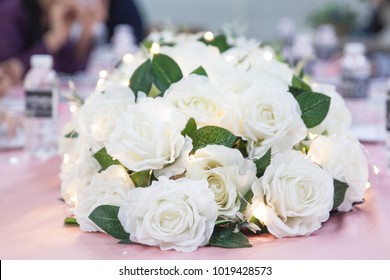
<box><xmin>60</xmin><ymin>31</ymin><xmax>369</xmax><ymax>252</ymax></box>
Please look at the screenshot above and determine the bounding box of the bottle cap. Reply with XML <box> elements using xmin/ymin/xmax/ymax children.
<box><xmin>30</xmin><ymin>55</ymin><xmax>53</xmax><ymax>69</ymax></box>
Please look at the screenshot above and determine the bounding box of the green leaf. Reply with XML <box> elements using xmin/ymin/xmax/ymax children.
<box><xmin>89</xmin><ymin>205</ymin><xmax>130</xmax><ymax>240</ymax></box>
<box><xmin>141</xmin><ymin>39</ymin><xmax>153</xmax><ymax>49</ymax></box>
<box><xmin>239</xmin><ymin>190</ymin><xmax>254</xmax><ymax>213</ymax></box>
<box><xmin>130</xmin><ymin>170</ymin><xmax>152</xmax><ymax>188</ymax></box>
<box><xmin>64</xmin><ymin>130</ymin><xmax>78</xmax><ymax>138</ymax></box>
<box><xmin>275</xmin><ymin>52</ymin><xmax>288</xmax><ymax>64</ymax></box>
<box><xmin>215</xmin><ymin>220</ymin><xmax>232</xmax><ymax>226</ymax></box>
<box><xmin>253</xmin><ymin>149</ymin><xmax>271</xmax><ymax>177</ymax></box>
<box><xmin>333</xmin><ymin>179</ymin><xmax>349</xmax><ymax>210</ymax></box>
<box><xmin>181</xmin><ymin>117</ymin><xmax>197</xmax><ymax>137</ymax></box>
<box><xmin>129</xmin><ymin>59</ymin><xmax>154</xmax><ymax>98</ymax></box>
<box><xmin>209</xmin><ymin>228</ymin><xmax>252</xmax><ymax>248</ymax></box>
<box><xmin>296</xmin><ymin>91</ymin><xmax>331</xmax><ymax>128</ymax></box>
<box><xmin>200</xmin><ymin>34</ymin><xmax>232</xmax><ymax>53</ymax></box>
<box><xmin>248</xmin><ymin>216</ymin><xmax>269</xmax><ymax>234</ymax></box>
<box><xmin>191</xmin><ymin>126</ymin><xmax>237</xmax><ymax>151</ymax></box>
<box><xmin>292</xmin><ymin>75</ymin><xmax>311</xmax><ymax>91</ymax></box>
<box><xmin>118</xmin><ymin>239</ymin><xmax>133</xmax><ymax>244</ymax></box>
<box><xmin>64</xmin><ymin>217</ymin><xmax>78</xmax><ymax>225</ymax></box>
<box><xmin>289</xmin><ymin>86</ymin><xmax>307</xmax><ymax>98</ymax></box>
<box><xmin>94</xmin><ymin>147</ymin><xmax>121</xmax><ymax>171</ymax></box>
<box><xmin>191</xmin><ymin>66</ymin><xmax>208</xmax><ymax>77</ymax></box>
<box><xmin>152</xmin><ymin>53</ymin><xmax>183</xmax><ymax>94</ymax></box>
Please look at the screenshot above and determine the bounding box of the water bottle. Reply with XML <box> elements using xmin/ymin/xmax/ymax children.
<box><xmin>314</xmin><ymin>24</ymin><xmax>338</xmax><ymax>61</ymax></box>
<box><xmin>24</xmin><ymin>55</ymin><xmax>59</xmax><ymax>159</ymax></box>
<box><xmin>339</xmin><ymin>43</ymin><xmax>371</xmax><ymax>98</ymax></box>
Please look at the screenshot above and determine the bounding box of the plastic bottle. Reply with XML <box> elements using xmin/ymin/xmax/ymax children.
<box><xmin>314</xmin><ymin>24</ymin><xmax>339</xmax><ymax>60</ymax></box>
<box><xmin>24</xmin><ymin>55</ymin><xmax>59</xmax><ymax>159</ymax></box>
<box><xmin>339</xmin><ymin>42</ymin><xmax>371</xmax><ymax>98</ymax></box>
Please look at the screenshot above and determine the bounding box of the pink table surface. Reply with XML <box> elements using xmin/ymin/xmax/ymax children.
<box><xmin>0</xmin><ymin>143</ymin><xmax>389</xmax><ymax>260</ymax></box>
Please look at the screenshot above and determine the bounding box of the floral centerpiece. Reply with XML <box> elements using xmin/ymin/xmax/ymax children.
<box><xmin>60</xmin><ymin>30</ymin><xmax>369</xmax><ymax>252</ymax></box>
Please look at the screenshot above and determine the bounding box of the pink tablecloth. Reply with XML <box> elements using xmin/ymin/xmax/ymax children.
<box><xmin>0</xmin><ymin>143</ymin><xmax>389</xmax><ymax>260</ymax></box>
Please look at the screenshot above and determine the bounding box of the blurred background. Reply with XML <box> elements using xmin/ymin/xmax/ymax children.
<box><xmin>138</xmin><ymin>0</ymin><xmax>363</xmax><ymax>40</ymax></box>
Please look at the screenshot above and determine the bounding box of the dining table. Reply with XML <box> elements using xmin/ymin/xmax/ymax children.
<box><xmin>1</xmin><ymin>76</ymin><xmax>390</xmax><ymax>260</ymax></box>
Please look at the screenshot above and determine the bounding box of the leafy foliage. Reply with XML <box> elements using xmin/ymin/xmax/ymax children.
<box><xmin>94</xmin><ymin>148</ymin><xmax>121</xmax><ymax>171</ymax></box>
<box><xmin>190</xmin><ymin>126</ymin><xmax>237</xmax><ymax>151</ymax></box>
<box><xmin>209</xmin><ymin>227</ymin><xmax>252</xmax><ymax>248</ymax></box>
<box><xmin>89</xmin><ymin>205</ymin><xmax>130</xmax><ymax>240</ymax></box>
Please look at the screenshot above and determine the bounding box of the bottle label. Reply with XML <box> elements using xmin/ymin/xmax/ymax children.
<box><xmin>339</xmin><ymin>73</ymin><xmax>369</xmax><ymax>99</ymax></box>
<box><xmin>25</xmin><ymin>90</ymin><xmax>53</xmax><ymax>118</ymax></box>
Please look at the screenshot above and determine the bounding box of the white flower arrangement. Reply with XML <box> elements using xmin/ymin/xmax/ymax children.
<box><xmin>60</xmin><ymin>31</ymin><xmax>369</xmax><ymax>252</ymax></box>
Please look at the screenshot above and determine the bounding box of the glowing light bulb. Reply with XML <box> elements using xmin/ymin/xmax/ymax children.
<box><xmin>122</xmin><ymin>53</ymin><xmax>134</xmax><ymax>64</ymax></box>
<box><xmin>69</xmin><ymin>104</ymin><xmax>78</xmax><ymax>113</ymax></box>
<box><xmin>203</xmin><ymin>31</ymin><xmax>215</xmax><ymax>41</ymax></box>
<box><xmin>373</xmin><ymin>165</ymin><xmax>380</xmax><ymax>175</ymax></box>
<box><xmin>63</xmin><ymin>153</ymin><xmax>70</xmax><ymax>164</ymax></box>
<box><xmin>225</xmin><ymin>55</ymin><xmax>235</xmax><ymax>62</ymax></box>
<box><xmin>252</xmin><ymin>203</ymin><xmax>268</xmax><ymax>222</ymax></box>
<box><xmin>150</xmin><ymin>42</ymin><xmax>161</xmax><ymax>55</ymax></box>
<box><xmin>99</xmin><ymin>70</ymin><xmax>108</xmax><ymax>79</ymax></box>
<box><xmin>263</xmin><ymin>51</ymin><xmax>274</xmax><ymax>61</ymax></box>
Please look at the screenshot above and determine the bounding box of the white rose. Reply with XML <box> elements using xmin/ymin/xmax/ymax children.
<box><xmin>160</xmin><ymin>41</ymin><xmax>221</xmax><ymax>77</ymax></box>
<box><xmin>309</xmin><ymin>133</ymin><xmax>369</xmax><ymax>212</ymax></box>
<box><xmin>153</xmin><ymin>136</ymin><xmax>193</xmax><ymax>178</ymax></box>
<box><xmin>118</xmin><ymin>176</ymin><xmax>218</xmax><ymax>252</ymax></box>
<box><xmin>74</xmin><ymin>165</ymin><xmax>135</xmax><ymax>232</ymax></box>
<box><xmin>76</xmin><ymin>83</ymin><xmax>135</xmax><ymax>152</ymax></box>
<box><xmin>223</xmin><ymin>79</ymin><xmax>307</xmax><ymax>159</ymax></box>
<box><xmin>60</xmin><ymin>139</ymin><xmax>101</xmax><ymax>214</ymax></box>
<box><xmin>251</xmin><ymin>150</ymin><xmax>334</xmax><ymax>238</ymax></box>
<box><xmin>164</xmin><ymin>75</ymin><xmax>228</xmax><ymax>127</ymax></box>
<box><xmin>106</xmin><ymin>98</ymin><xmax>188</xmax><ymax>173</ymax></box>
<box><xmin>309</xmin><ymin>83</ymin><xmax>352</xmax><ymax>134</ymax></box>
<box><xmin>186</xmin><ymin>145</ymin><xmax>257</xmax><ymax>218</ymax></box>
<box><xmin>223</xmin><ymin>45</ymin><xmax>293</xmax><ymax>85</ymax></box>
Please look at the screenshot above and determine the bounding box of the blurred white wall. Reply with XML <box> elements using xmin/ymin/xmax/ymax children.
<box><xmin>135</xmin><ymin>0</ymin><xmax>366</xmax><ymax>40</ymax></box>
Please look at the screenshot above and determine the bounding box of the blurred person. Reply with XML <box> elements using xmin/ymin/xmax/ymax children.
<box><xmin>0</xmin><ymin>0</ymin><xmax>144</xmax><ymax>96</ymax></box>
<box><xmin>107</xmin><ymin>0</ymin><xmax>144</xmax><ymax>45</ymax></box>
<box><xmin>363</xmin><ymin>0</ymin><xmax>390</xmax><ymax>76</ymax></box>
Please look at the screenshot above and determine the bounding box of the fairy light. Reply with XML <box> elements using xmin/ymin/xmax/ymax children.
<box><xmin>99</xmin><ymin>70</ymin><xmax>108</xmax><ymax>79</ymax></box>
<box><xmin>63</xmin><ymin>153</ymin><xmax>70</xmax><ymax>164</ymax></box>
<box><xmin>252</xmin><ymin>203</ymin><xmax>268</xmax><ymax>222</ymax></box>
<box><xmin>373</xmin><ymin>164</ymin><xmax>380</xmax><ymax>175</ymax></box>
<box><xmin>69</xmin><ymin>104</ymin><xmax>78</xmax><ymax>113</ymax></box>
<box><xmin>366</xmin><ymin>182</ymin><xmax>371</xmax><ymax>189</ymax></box>
<box><xmin>263</xmin><ymin>51</ymin><xmax>274</xmax><ymax>61</ymax></box>
<box><xmin>122</xmin><ymin>53</ymin><xmax>134</xmax><ymax>64</ymax></box>
<box><xmin>225</xmin><ymin>55</ymin><xmax>235</xmax><ymax>62</ymax></box>
<box><xmin>203</xmin><ymin>31</ymin><xmax>215</xmax><ymax>41</ymax></box>
<box><xmin>150</xmin><ymin>42</ymin><xmax>161</xmax><ymax>55</ymax></box>
<box><xmin>311</xmin><ymin>82</ymin><xmax>319</xmax><ymax>89</ymax></box>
